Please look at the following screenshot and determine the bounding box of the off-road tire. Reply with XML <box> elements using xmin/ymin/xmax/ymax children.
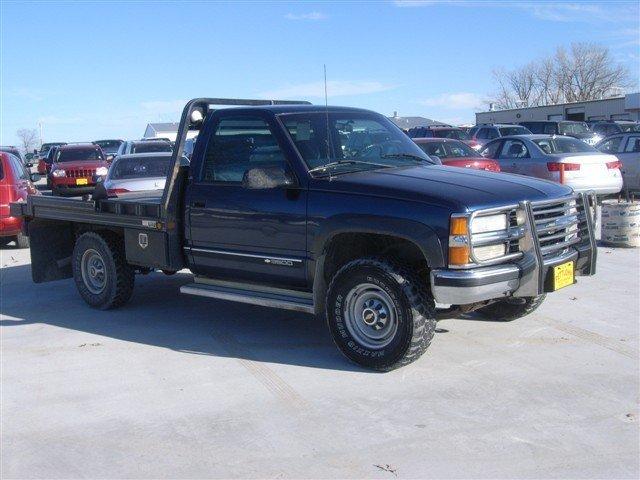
<box><xmin>325</xmin><ymin>257</ymin><xmax>436</xmax><ymax>371</ymax></box>
<box><xmin>477</xmin><ymin>294</ymin><xmax>546</xmax><ymax>322</ymax></box>
<box><xmin>15</xmin><ymin>233</ymin><xmax>30</xmax><ymax>249</ymax></box>
<box><xmin>72</xmin><ymin>231</ymin><xmax>134</xmax><ymax>310</ymax></box>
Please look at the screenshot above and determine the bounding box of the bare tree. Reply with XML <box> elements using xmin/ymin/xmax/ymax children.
<box><xmin>487</xmin><ymin>43</ymin><xmax>630</xmax><ymax>111</ymax></box>
<box><xmin>16</xmin><ymin>128</ymin><xmax>39</xmax><ymax>153</ymax></box>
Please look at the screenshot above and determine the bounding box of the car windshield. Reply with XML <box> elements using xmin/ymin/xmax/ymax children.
<box><xmin>416</xmin><ymin>140</ymin><xmax>478</xmax><ymax>158</ymax></box>
<box><xmin>432</xmin><ymin>129</ymin><xmax>469</xmax><ymax>140</ymax></box>
<box><xmin>40</xmin><ymin>143</ymin><xmax>64</xmax><ymax>153</ymax></box>
<box><xmin>559</xmin><ymin>122</ymin><xmax>590</xmax><ymax>135</ymax></box>
<box><xmin>533</xmin><ymin>137</ymin><xmax>596</xmax><ymax>154</ymax></box>
<box><xmin>620</xmin><ymin>123</ymin><xmax>640</xmax><ymax>132</ymax></box>
<box><xmin>281</xmin><ymin>112</ymin><xmax>434</xmax><ymax>175</ymax></box>
<box><xmin>95</xmin><ymin>140</ymin><xmax>123</xmax><ymax>153</ymax></box>
<box><xmin>132</xmin><ymin>142</ymin><xmax>172</xmax><ymax>154</ymax></box>
<box><xmin>110</xmin><ymin>155</ymin><xmax>171</xmax><ymax>179</ymax></box>
<box><xmin>56</xmin><ymin>147</ymin><xmax>104</xmax><ymax>162</ymax></box>
<box><xmin>499</xmin><ymin>126</ymin><xmax>530</xmax><ymax>136</ymax></box>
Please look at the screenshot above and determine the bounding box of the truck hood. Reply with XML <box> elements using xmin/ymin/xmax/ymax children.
<box><xmin>313</xmin><ymin>165</ymin><xmax>573</xmax><ymax>211</ymax></box>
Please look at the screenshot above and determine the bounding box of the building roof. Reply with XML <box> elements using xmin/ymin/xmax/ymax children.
<box><xmin>388</xmin><ymin>115</ymin><xmax>441</xmax><ymax>130</ymax></box>
<box><xmin>147</xmin><ymin>122</ymin><xmax>180</xmax><ymax>133</ymax></box>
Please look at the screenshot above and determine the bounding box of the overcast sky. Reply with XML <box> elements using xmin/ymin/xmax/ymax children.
<box><xmin>1</xmin><ymin>0</ymin><xmax>639</xmax><ymax>146</ymax></box>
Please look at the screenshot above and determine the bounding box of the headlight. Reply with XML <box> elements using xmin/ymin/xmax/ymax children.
<box><xmin>95</xmin><ymin>166</ymin><xmax>109</xmax><ymax>176</ymax></box>
<box><xmin>52</xmin><ymin>169</ymin><xmax>66</xmax><ymax>177</ymax></box>
<box><xmin>473</xmin><ymin>244</ymin><xmax>507</xmax><ymax>261</ymax></box>
<box><xmin>470</xmin><ymin>214</ymin><xmax>507</xmax><ymax>234</ymax></box>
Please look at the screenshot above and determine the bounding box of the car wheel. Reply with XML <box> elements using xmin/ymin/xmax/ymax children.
<box><xmin>72</xmin><ymin>231</ymin><xmax>134</xmax><ymax>310</ymax></box>
<box><xmin>476</xmin><ymin>295</ymin><xmax>546</xmax><ymax>322</ymax></box>
<box><xmin>325</xmin><ymin>257</ymin><xmax>436</xmax><ymax>371</ymax></box>
<box><xmin>15</xmin><ymin>233</ymin><xmax>30</xmax><ymax>249</ymax></box>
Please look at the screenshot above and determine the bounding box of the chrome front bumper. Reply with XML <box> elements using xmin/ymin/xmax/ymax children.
<box><xmin>430</xmin><ymin>193</ymin><xmax>598</xmax><ymax>305</ymax></box>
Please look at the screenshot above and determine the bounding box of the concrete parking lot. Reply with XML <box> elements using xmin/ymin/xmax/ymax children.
<box><xmin>1</xmin><ymin>244</ymin><xmax>638</xmax><ymax>479</ymax></box>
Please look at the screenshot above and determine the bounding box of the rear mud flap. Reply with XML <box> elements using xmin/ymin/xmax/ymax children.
<box><xmin>28</xmin><ymin>219</ymin><xmax>74</xmax><ymax>283</ymax></box>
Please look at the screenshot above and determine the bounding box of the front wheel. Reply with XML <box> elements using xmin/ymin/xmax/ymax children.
<box><xmin>325</xmin><ymin>257</ymin><xmax>436</xmax><ymax>371</ymax></box>
<box><xmin>476</xmin><ymin>295</ymin><xmax>546</xmax><ymax>322</ymax></box>
<box><xmin>72</xmin><ymin>232</ymin><xmax>135</xmax><ymax>309</ymax></box>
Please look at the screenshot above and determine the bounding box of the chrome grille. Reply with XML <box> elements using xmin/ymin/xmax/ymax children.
<box><xmin>531</xmin><ymin>198</ymin><xmax>581</xmax><ymax>259</ymax></box>
<box><xmin>66</xmin><ymin>168</ymin><xmax>96</xmax><ymax>178</ymax></box>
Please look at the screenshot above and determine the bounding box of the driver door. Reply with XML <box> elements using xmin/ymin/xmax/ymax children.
<box><xmin>186</xmin><ymin>113</ymin><xmax>308</xmax><ymax>287</ymax></box>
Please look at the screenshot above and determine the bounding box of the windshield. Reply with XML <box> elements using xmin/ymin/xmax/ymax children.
<box><xmin>499</xmin><ymin>126</ymin><xmax>531</xmax><ymax>136</ymax></box>
<box><xmin>559</xmin><ymin>122</ymin><xmax>590</xmax><ymax>135</ymax></box>
<box><xmin>110</xmin><ymin>155</ymin><xmax>171</xmax><ymax>180</ymax></box>
<box><xmin>416</xmin><ymin>140</ymin><xmax>478</xmax><ymax>158</ymax></box>
<box><xmin>281</xmin><ymin>112</ymin><xmax>433</xmax><ymax>175</ymax></box>
<box><xmin>95</xmin><ymin>140</ymin><xmax>123</xmax><ymax>153</ymax></box>
<box><xmin>131</xmin><ymin>142</ymin><xmax>172</xmax><ymax>154</ymax></box>
<box><xmin>533</xmin><ymin>137</ymin><xmax>596</xmax><ymax>154</ymax></box>
<box><xmin>56</xmin><ymin>147</ymin><xmax>105</xmax><ymax>162</ymax></box>
<box><xmin>620</xmin><ymin>123</ymin><xmax>640</xmax><ymax>132</ymax></box>
<box><xmin>432</xmin><ymin>129</ymin><xmax>469</xmax><ymax>140</ymax></box>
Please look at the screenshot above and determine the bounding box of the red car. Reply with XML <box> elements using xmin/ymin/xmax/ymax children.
<box><xmin>413</xmin><ymin>138</ymin><xmax>501</xmax><ymax>172</ymax></box>
<box><xmin>50</xmin><ymin>144</ymin><xmax>109</xmax><ymax>196</ymax></box>
<box><xmin>0</xmin><ymin>151</ymin><xmax>40</xmax><ymax>248</ymax></box>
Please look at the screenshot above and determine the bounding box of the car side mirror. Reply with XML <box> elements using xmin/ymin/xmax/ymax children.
<box><xmin>242</xmin><ymin>166</ymin><xmax>294</xmax><ymax>190</ymax></box>
<box><xmin>30</xmin><ymin>173</ymin><xmax>41</xmax><ymax>182</ymax></box>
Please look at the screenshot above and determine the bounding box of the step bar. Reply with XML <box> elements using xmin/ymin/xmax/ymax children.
<box><xmin>180</xmin><ymin>279</ymin><xmax>314</xmax><ymax>314</ymax></box>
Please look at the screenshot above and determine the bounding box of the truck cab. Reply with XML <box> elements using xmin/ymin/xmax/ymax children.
<box><xmin>12</xmin><ymin>98</ymin><xmax>598</xmax><ymax>371</ymax></box>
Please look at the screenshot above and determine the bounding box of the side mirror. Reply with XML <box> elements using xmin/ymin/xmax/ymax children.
<box><xmin>30</xmin><ymin>173</ymin><xmax>41</xmax><ymax>182</ymax></box>
<box><xmin>242</xmin><ymin>166</ymin><xmax>294</xmax><ymax>190</ymax></box>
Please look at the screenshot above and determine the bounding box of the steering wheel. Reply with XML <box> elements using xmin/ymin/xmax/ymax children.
<box><xmin>359</xmin><ymin>140</ymin><xmax>404</xmax><ymax>158</ymax></box>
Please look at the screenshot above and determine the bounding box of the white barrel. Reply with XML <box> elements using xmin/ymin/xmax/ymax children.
<box><xmin>601</xmin><ymin>200</ymin><xmax>640</xmax><ymax>248</ymax></box>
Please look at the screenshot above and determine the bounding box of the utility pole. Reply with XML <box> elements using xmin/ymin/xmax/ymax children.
<box><xmin>38</xmin><ymin>121</ymin><xmax>43</xmax><ymax>147</ymax></box>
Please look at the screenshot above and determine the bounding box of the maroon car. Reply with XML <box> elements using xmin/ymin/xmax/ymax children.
<box><xmin>50</xmin><ymin>144</ymin><xmax>109</xmax><ymax>196</ymax></box>
<box><xmin>412</xmin><ymin>138</ymin><xmax>501</xmax><ymax>172</ymax></box>
<box><xmin>1</xmin><ymin>152</ymin><xmax>40</xmax><ymax>248</ymax></box>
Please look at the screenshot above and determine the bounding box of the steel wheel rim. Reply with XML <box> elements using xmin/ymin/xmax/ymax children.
<box><xmin>81</xmin><ymin>249</ymin><xmax>107</xmax><ymax>294</ymax></box>
<box><xmin>344</xmin><ymin>283</ymin><xmax>398</xmax><ymax>349</ymax></box>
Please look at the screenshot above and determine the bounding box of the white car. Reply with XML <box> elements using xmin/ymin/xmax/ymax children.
<box><xmin>102</xmin><ymin>153</ymin><xmax>175</xmax><ymax>195</ymax></box>
<box><xmin>479</xmin><ymin>135</ymin><xmax>623</xmax><ymax>195</ymax></box>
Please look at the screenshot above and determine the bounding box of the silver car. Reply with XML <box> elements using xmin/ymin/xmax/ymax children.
<box><xmin>102</xmin><ymin>153</ymin><xmax>174</xmax><ymax>195</ymax></box>
<box><xmin>597</xmin><ymin>133</ymin><xmax>640</xmax><ymax>192</ymax></box>
<box><xmin>480</xmin><ymin>135</ymin><xmax>623</xmax><ymax>195</ymax></box>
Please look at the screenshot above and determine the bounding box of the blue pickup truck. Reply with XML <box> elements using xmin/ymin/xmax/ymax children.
<box><xmin>11</xmin><ymin>98</ymin><xmax>598</xmax><ymax>371</ymax></box>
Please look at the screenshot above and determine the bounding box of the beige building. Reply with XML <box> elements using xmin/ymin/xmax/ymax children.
<box><xmin>476</xmin><ymin>93</ymin><xmax>640</xmax><ymax>124</ymax></box>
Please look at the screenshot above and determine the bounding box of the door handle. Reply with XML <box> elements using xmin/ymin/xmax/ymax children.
<box><xmin>191</xmin><ymin>200</ymin><xmax>206</xmax><ymax>208</ymax></box>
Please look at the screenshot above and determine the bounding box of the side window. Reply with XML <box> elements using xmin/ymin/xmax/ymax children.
<box><xmin>9</xmin><ymin>155</ymin><xmax>28</xmax><ymax>180</ymax></box>
<box><xmin>624</xmin><ymin>137</ymin><xmax>640</xmax><ymax>153</ymax></box>
<box><xmin>500</xmin><ymin>140</ymin><xmax>529</xmax><ymax>159</ymax></box>
<box><xmin>477</xmin><ymin>128</ymin><xmax>488</xmax><ymax>140</ymax></box>
<box><xmin>543</xmin><ymin>124</ymin><xmax>557</xmax><ymax>135</ymax></box>
<box><xmin>201</xmin><ymin>116</ymin><xmax>286</xmax><ymax>183</ymax></box>
<box><xmin>486</xmin><ymin>128</ymin><xmax>499</xmax><ymax>140</ymax></box>
<box><xmin>480</xmin><ymin>141</ymin><xmax>501</xmax><ymax>159</ymax></box>
<box><xmin>599</xmin><ymin>137</ymin><xmax>622</xmax><ymax>153</ymax></box>
<box><xmin>468</xmin><ymin>127</ymin><xmax>479</xmax><ymax>138</ymax></box>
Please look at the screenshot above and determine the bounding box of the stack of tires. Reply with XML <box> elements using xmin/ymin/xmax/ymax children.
<box><xmin>601</xmin><ymin>200</ymin><xmax>640</xmax><ymax>248</ymax></box>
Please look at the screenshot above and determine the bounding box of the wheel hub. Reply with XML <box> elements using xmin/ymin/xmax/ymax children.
<box><xmin>81</xmin><ymin>249</ymin><xmax>107</xmax><ymax>295</ymax></box>
<box><xmin>344</xmin><ymin>283</ymin><xmax>398</xmax><ymax>349</ymax></box>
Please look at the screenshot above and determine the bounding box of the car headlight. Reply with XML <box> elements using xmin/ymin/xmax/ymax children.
<box><xmin>470</xmin><ymin>214</ymin><xmax>507</xmax><ymax>234</ymax></box>
<box><xmin>95</xmin><ymin>166</ymin><xmax>109</xmax><ymax>176</ymax></box>
<box><xmin>52</xmin><ymin>169</ymin><xmax>66</xmax><ymax>177</ymax></box>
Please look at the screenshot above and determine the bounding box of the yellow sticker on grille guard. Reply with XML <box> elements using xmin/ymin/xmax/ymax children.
<box><xmin>553</xmin><ymin>261</ymin><xmax>574</xmax><ymax>291</ymax></box>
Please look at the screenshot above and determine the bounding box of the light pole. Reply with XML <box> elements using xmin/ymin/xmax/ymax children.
<box><xmin>38</xmin><ymin>121</ymin><xmax>43</xmax><ymax>147</ymax></box>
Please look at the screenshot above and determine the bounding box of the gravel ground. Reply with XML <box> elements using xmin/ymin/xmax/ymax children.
<box><xmin>1</xmin><ymin>243</ymin><xmax>638</xmax><ymax>479</ymax></box>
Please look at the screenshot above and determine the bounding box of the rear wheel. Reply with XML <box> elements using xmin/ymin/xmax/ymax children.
<box><xmin>325</xmin><ymin>257</ymin><xmax>436</xmax><ymax>371</ymax></box>
<box><xmin>476</xmin><ymin>295</ymin><xmax>546</xmax><ymax>322</ymax></box>
<box><xmin>72</xmin><ymin>231</ymin><xmax>134</xmax><ymax>309</ymax></box>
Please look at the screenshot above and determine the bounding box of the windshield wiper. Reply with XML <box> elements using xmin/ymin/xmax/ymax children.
<box><xmin>308</xmin><ymin>160</ymin><xmax>391</xmax><ymax>174</ymax></box>
<box><xmin>381</xmin><ymin>153</ymin><xmax>436</xmax><ymax>164</ymax></box>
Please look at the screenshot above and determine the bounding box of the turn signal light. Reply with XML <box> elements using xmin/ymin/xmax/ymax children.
<box><xmin>449</xmin><ymin>216</ymin><xmax>470</xmax><ymax>266</ymax></box>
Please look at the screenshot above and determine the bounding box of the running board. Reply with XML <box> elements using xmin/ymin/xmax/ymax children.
<box><xmin>180</xmin><ymin>282</ymin><xmax>314</xmax><ymax>314</ymax></box>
